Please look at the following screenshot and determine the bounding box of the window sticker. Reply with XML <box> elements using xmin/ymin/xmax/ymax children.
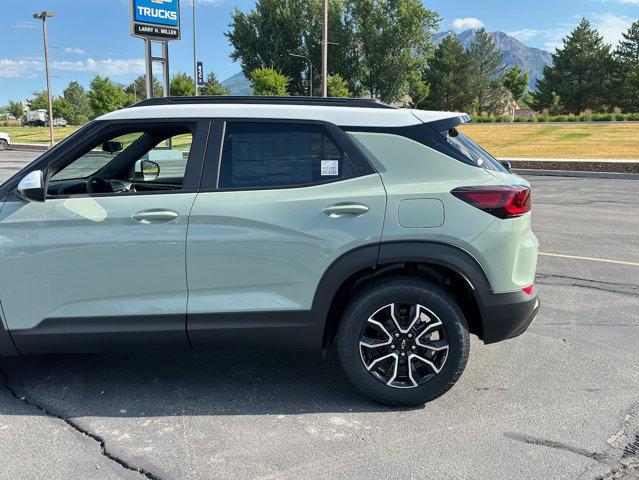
<box><xmin>321</xmin><ymin>160</ymin><xmax>339</xmax><ymax>176</ymax></box>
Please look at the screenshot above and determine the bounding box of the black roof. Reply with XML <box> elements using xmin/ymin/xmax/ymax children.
<box><xmin>132</xmin><ymin>96</ymin><xmax>396</xmax><ymax>109</ymax></box>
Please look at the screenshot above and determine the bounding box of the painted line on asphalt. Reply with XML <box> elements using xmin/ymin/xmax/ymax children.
<box><xmin>539</xmin><ymin>252</ymin><xmax>639</xmax><ymax>267</ymax></box>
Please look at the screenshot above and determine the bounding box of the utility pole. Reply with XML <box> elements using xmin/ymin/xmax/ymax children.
<box><xmin>33</xmin><ymin>11</ymin><xmax>55</xmax><ymax>148</ymax></box>
<box><xmin>321</xmin><ymin>0</ymin><xmax>328</xmax><ymax>97</ymax></box>
<box><xmin>192</xmin><ymin>0</ymin><xmax>198</xmax><ymax>96</ymax></box>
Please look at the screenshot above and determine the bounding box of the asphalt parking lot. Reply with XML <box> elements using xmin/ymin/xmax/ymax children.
<box><xmin>0</xmin><ymin>151</ymin><xmax>638</xmax><ymax>480</ymax></box>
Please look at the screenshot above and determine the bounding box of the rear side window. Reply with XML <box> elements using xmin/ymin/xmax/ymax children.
<box><xmin>444</xmin><ymin>128</ymin><xmax>507</xmax><ymax>172</ymax></box>
<box><xmin>218</xmin><ymin>122</ymin><xmax>349</xmax><ymax>189</ymax></box>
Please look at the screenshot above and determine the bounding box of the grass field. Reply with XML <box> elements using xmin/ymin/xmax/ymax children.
<box><xmin>2</xmin><ymin>126</ymin><xmax>81</xmax><ymax>144</ymax></box>
<box><xmin>460</xmin><ymin>123</ymin><xmax>639</xmax><ymax>159</ymax></box>
<box><xmin>3</xmin><ymin>123</ymin><xmax>639</xmax><ymax>159</ymax></box>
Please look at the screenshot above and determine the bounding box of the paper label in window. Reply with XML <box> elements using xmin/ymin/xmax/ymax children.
<box><xmin>321</xmin><ymin>160</ymin><xmax>339</xmax><ymax>176</ymax></box>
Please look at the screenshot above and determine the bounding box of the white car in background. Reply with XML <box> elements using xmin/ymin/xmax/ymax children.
<box><xmin>0</xmin><ymin>132</ymin><xmax>10</xmax><ymax>151</ymax></box>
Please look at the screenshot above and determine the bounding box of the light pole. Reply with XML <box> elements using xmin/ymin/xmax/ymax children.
<box><xmin>33</xmin><ymin>11</ymin><xmax>55</xmax><ymax>147</ymax></box>
<box><xmin>289</xmin><ymin>53</ymin><xmax>313</xmax><ymax>96</ymax></box>
<box><xmin>321</xmin><ymin>0</ymin><xmax>328</xmax><ymax>97</ymax></box>
<box><xmin>192</xmin><ymin>0</ymin><xmax>198</xmax><ymax>96</ymax></box>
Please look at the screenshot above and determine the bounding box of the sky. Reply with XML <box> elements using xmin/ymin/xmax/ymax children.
<box><xmin>1</xmin><ymin>0</ymin><xmax>638</xmax><ymax>106</ymax></box>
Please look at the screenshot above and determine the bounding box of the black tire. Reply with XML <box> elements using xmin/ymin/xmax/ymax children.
<box><xmin>0</xmin><ymin>140</ymin><xmax>7</xmax><ymax>151</ymax></box>
<box><xmin>337</xmin><ymin>275</ymin><xmax>470</xmax><ymax>407</ymax></box>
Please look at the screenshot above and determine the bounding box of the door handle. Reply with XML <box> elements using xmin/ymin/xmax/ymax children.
<box><xmin>322</xmin><ymin>203</ymin><xmax>369</xmax><ymax>218</ymax></box>
<box><xmin>131</xmin><ymin>210</ymin><xmax>179</xmax><ymax>224</ymax></box>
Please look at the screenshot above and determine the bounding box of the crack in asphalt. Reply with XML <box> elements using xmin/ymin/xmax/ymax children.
<box><xmin>625</xmin><ymin>431</ymin><xmax>639</xmax><ymax>459</ymax></box>
<box><xmin>536</xmin><ymin>273</ymin><xmax>639</xmax><ymax>297</ymax></box>
<box><xmin>0</xmin><ymin>368</ymin><xmax>164</xmax><ymax>480</ymax></box>
<box><xmin>507</xmin><ymin>404</ymin><xmax>639</xmax><ymax>480</ymax></box>
<box><xmin>504</xmin><ymin>432</ymin><xmax>615</xmax><ymax>465</ymax></box>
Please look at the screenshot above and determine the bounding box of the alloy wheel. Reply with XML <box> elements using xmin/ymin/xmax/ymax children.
<box><xmin>359</xmin><ymin>303</ymin><xmax>449</xmax><ymax>389</ymax></box>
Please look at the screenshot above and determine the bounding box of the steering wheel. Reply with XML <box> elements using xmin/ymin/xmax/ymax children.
<box><xmin>86</xmin><ymin>176</ymin><xmax>113</xmax><ymax>194</ymax></box>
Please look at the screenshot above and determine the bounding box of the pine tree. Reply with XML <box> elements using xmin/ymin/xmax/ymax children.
<box><xmin>614</xmin><ymin>20</ymin><xmax>639</xmax><ymax>112</ymax></box>
<box><xmin>534</xmin><ymin>19</ymin><xmax>614</xmax><ymax>114</ymax></box>
<box><xmin>201</xmin><ymin>72</ymin><xmax>231</xmax><ymax>96</ymax></box>
<box><xmin>467</xmin><ymin>29</ymin><xmax>507</xmax><ymax>115</ymax></box>
<box><xmin>418</xmin><ymin>35</ymin><xmax>472</xmax><ymax>112</ymax></box>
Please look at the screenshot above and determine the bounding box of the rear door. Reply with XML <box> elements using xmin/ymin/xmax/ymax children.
<box><xmin>186</xmin><ymin>120</ymin><xmax>386</xmax><ymax>349</ymax></box>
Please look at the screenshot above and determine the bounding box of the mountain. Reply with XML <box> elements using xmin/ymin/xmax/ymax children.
<box><xmin>221</xmin><ymin>71</ymin><xmax>253</xmax><ymax>96</ymax></box>
<box><xmin>433</xmin><ymin>29</ymin><xmax>553</xmax><ymax>91</ymax></box>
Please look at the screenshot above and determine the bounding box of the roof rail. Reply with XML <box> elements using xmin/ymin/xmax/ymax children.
<box><xmin>130</xmin><ymin>96</ymin><xmax>396</xmax><ymax>109</ymax></box>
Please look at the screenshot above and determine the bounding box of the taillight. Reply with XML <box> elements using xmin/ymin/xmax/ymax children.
<box><xmin>522</xmin><ymin>285</ymin><xmax>534</xmax><ymax>295</ymax></box>
<box><xmin>451</xmin><ymin>185</ymin><xmax>531</xmax><ymax>219</ymax></box>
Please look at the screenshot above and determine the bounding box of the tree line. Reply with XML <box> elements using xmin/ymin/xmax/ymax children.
<box><xmin>225</xmin><ymin>0</ymin><xmax>528</xmax><ymax>113</ymax></box>
<box><xmin>4</xmin><ymin>71</ymin><xmax>229</xmax><ymax>125</ymax></box>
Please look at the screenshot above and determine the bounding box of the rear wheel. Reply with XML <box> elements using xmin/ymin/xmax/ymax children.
<box><xmin>337</xmin><ymin>276</ymin><xmax>470</xmax><ymax>406</ymax></box>
<box><xmin>0</xmin><ymin>139</ymin><xmax>7</xmax><ymax>151</ymax></box>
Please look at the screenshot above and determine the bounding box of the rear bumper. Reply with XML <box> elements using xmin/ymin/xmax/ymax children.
<box><xmin>478</xmin><ymin>288</ymin><xmax>540</xmax><ymax>344</ymax></box>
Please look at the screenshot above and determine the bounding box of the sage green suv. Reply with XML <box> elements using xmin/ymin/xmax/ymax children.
<box><xmin>0</xmin><ymin>97</ymin><xmax>539</xmax><ymax>406</ymax></box>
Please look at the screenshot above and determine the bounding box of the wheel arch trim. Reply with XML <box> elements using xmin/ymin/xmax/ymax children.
<box><xmin>313</xmin><ymin>240</ymin><xmax>493</xmax><ymax>346</ymax></box>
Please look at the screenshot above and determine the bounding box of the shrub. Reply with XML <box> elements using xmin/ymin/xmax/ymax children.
<box><xmin>473</xmin><ymin>116</ymin><xmax>495</xmax><ymax>123</ymax></box>
<box><xmin>613</xmin><ymin>113</ymin><xmax>627</xmax><ymax>121</ymax></box>
<box><xmin>514</xmin><ymin>117</ymin><xmax>527</xmax><ymax>122</ymax></box>
<box><xmin>495</xmin><ymin>116</ymin><xmax>512</xmax><ymax>123</ymax></box>
<box><xmin>566</xmin><ymin>115</ymin><xmax>579</xmax><ymax>122</ymax></box>
<box><xmin>70</xmin><ymin>115</ymin><xmax>89</xmax><ymax>126</ymax></box>
<box><xmin>591</xmin><ymin>113</ymin><xmax>613</xmax><ymax>122</ymax></box>
<box><xmin>549</xmin><ymin>115</ymin><xmax>568</xmax><ymax>122</ymax></box>
<box><xmin>626</xmin><ymin>113</ymin><xmax>639</xmax><ymax>121</ymax></box>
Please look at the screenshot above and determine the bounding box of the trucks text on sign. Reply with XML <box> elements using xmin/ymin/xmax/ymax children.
<box><xmin>131</xmin><ymin>0</ymin><xmax>181</xmax><ymax>41</ymax></box>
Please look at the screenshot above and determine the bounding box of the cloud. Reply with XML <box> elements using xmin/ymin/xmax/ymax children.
<box><xmin>0</xmin><ymin>59</ymin><xmax>42</xmax><ymax>78</ymax></box>
<box><xmin>12</xmin><ymin>21</ymin><xmax>38</xmax><ymax>29</ymax></box>
<box><xmin>53</xmin><ymin>58</ymin><xmax>146</xmax><ymax>76</ymax></box>
<box><xmin>0</xmin><ymin>57</ymin><xmax>145</xmax><ymax>78</ymax></box>
<box><xmin>508</xmin><ymin>29</ymin><xmax>540</xmax><ymax>41</ymax></box>
<box><xmin>64</xmin><ymin>48</ymin><xmax>86</xmax><ymax>55</ymax></box>
<box><xmin>451</xmin><ymin>18</ymin><xmax>484</xmax><ymax>32</ymax></box>
<box><xmin>592</xmin><ymin>13</ymin><xmax>633</xmax><ymax>45</ymax></box>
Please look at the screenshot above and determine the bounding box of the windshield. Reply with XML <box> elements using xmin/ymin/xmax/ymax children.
<box><xmin>445</xmin><ymin>128</ymin><xmax>507</xmax><ymax>173</ymax></box>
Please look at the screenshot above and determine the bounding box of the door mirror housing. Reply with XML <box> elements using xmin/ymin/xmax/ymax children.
<box><xmin>102</xmin><ymin>141</ymin><xmax>123</xmax><ymax>154</ymax></box>
<box><xmin>16</xmin><ymin>170</ymin><xmax>45</xmax><ymax>202</ymax></box>
<box><xmin>134</xmin><ymin>160</ymin><xmax>160</xmax><ymax>181</ymax></box>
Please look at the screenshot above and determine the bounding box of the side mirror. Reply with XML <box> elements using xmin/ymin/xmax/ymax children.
<box><xmin>499</xmin><ymin>160</ymin><xmax>512</xmax><ymax>172</ymax></box>
<box><xmin>16</xmin><ymin>170</ymin><xmax>45</xmax><ymax>202</ymax></box>
<box><xmin>102</xmin><ymin>141</ymin><xmax>123</xmax><ymax>154</ymax></box>
<box><xmin>134</xmin><ymin>160</ymin><xmax>160</xmax><ymax>181</ymax></box>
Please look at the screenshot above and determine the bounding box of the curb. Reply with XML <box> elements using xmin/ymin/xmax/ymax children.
<box><xmin>7</xmin><ymin>143</ymin><xmax>49</xmax><ymax>153</ymax></box>
<box><xmin>513</xmin><ymin>168</ymin><xmax>639</xmax><ymax>180</ymax></box>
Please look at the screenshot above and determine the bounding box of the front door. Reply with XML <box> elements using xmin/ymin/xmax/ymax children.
<box><xmin>0</xmin><ymin>120</ymin><xmax>208</xmax><ymax>353</ymax></box>
<box><xmin>186</xmin><ymin>121</ymin><xmax>386</xmax><ymax>349</ymax></box>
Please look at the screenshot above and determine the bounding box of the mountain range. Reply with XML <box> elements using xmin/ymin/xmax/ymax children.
<box><xmin>220</xmin><ymin>29</ymin><xmax>554</xmax><ymax>95</ymax></box>
<box><xmin>432</xmin><ymin>29</ymin><xmax>553</xmax><ymax>91</ymax></box>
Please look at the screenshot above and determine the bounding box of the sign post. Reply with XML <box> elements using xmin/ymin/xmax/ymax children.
<box><xmin>130</xmin><ymin>0</ymin><xmax>181</xmax><ymax>99</ymax></box>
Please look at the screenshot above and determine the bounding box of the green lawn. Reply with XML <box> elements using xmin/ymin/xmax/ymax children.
<box><xmin>460</xmin><ymin>123</ymin><xmax>639</xmax><ymax>159</ymax></box>
<box><xmin>4</xmin><ymin>123</ymin><xmax>639</xmax><ymax>159</ymax></box>
<box><xmin>2</xmin><ymin>126</ymin><xmax>81</xmax><ymax>144</ymax></box>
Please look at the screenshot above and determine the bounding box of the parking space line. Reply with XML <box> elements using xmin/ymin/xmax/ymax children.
<box><xmin>539</xmin><ymin>252</ymin><xmax>639</xmax><ymax>267</ymax></box>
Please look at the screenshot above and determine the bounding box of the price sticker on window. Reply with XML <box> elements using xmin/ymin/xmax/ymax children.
<box><xmin>321</xmin><ymin>160</ymin><xmax>339</xmax><ymax>176</ymax></box>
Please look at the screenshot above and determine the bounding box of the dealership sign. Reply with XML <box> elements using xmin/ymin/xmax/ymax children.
<box><xmin>131</xmin><ymin>0</ymin><xmax>181</xmax><ymax>41</ymax></box>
